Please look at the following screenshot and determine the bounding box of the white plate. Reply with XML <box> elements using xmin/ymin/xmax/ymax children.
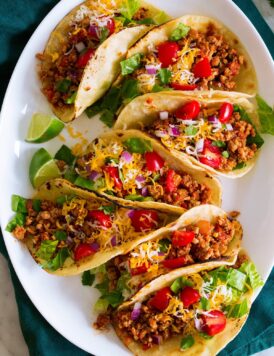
<box><xmin>0</xmin><ymin>0</ymin><xmax>273</xmax><ymax>354</ymax></box>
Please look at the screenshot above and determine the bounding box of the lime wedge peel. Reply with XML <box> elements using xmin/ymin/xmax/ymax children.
<box><xmin>26</xmin><ymin>113</ymin><xmax>64</xmax><ymax>143</ymax></box>
<box><xmin>29</xmin><ymin>148</ymin><xmax>61</xmax><ymax>188</ymax></box>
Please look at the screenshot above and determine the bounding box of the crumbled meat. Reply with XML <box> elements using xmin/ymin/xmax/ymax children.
<box><xmin>93</xmin><ymin>313</ymin><xmax>111</xmax><ymax>331</ymax></box>
<box><xmin>12</xmin><ymin>226</ymin><xmax>26</xmax><ymax>240</ymax></box>
<box><xmin>132</xmin><ymin>7</ymin><xmax>148</xmax><ymax>21</ymax></box>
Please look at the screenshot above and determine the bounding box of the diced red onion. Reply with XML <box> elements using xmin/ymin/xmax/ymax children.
<box><xmin>136</xmin><ymin>175</ymin><xmax>145</xmax><ymax>183</ymax></box>
<box><xmin>90</xmin><ymin>242</ymin><xmax>99</xmax><ymax>251</ymax></box>
<box><xmin>141</xmin><ymin>186</ymin><xmax>148</xmax><ymax>196</ymax></box>
<box><xmin>121</xmin><ymin>151</ymin><xmax>132</xmax><ymax>163</ymax></box>
<box><xmin>131</xmin><ymin>302</ymin><xmax>142</xmax><ymax>321</ymax></box>
<box><xmin>158</xmin><ymin>251</ymin><xmax>165</xmax><ymax>256</ymax></box>
<box><xmin>208</xmin><ymin>115</ymin><xmax>218</xmax><ymax>124</ymax></box>
<box><xmin>75</xmin><ymin>42</ymin><xmax>86</xmax><ymax>53</ymax></box>
<box><xmin>154</xmin><ymin>130</ymin><xmax>167</xmax><ymax>138</ymax></box>
<box><xmin>168</xmin><ymin>126</ymin><xmax>180</xmax><ymax>137</ymax></box>
<box><xmin>159</xmin><ymin>111</ymin><xmax>169</xmax><ymax>120</ymax></box>
<box><xmin>111</xmin><ymin>235</ymin><xmax>117</xmax><ymax>246</ymax></box>
<box><xmin>127</xmin><ymin>210</ymin><xmax>135</xmax><ymax>219</ymax></box>
<box><xmin>145</xmin><ymin>64</ymin><xmax>158</xmax><ymax>75</ymax></box>
<box><xmin>196</xmin><ymin>138</ymin><xmax>204</xmax><ymax>153</ymax></box>
<box><xmin>89</xmin><ymin>170</ymin><xmax>102</xmax><ymax>181</ymax></box>
<box><xmin>194</xmin><ymin>316</ymin><xmax>203</xmax><ymax>331</ymax></box>
<box><xmin>225</xmin><ymin>123</ymin><xmax>233</xmax><ymax>131</ymax></box>
<box><xmin>179</xmin><ymin>119</ymin><xmax>197</xmax><ymax>126</ymax></box>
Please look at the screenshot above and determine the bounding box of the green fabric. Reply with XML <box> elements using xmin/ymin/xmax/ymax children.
<box><xmin>0</xmin><ymin>0</ymin><xmax>273</xmax><ymax>355</ymax></box>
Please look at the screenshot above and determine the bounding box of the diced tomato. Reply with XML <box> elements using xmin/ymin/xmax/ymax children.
<box><xmin>165</xmin><ymin>169</ymin><xmax>179</xmax><ymax>193</ymax></box>
<box><xmin>219</xmin><ymin>102</ymin><xmax>234</xmax><ymax>123</ymax></box>
<box><xmin>193</xmin><ymin>57</ymin><xmax>212</xmax><ymax>78</ymax></box>
<box><xmin>180</xmin><ymin>286</ymin><xmax>201</xmax><ymax>307</ymax></box>
<box><xmin>89</xmin><ymin>18</ymin><xmax>115</xmax><ymax>40</ymax></box>
<box><xmin>174</xmin><ymin>100</ymin><xmax>200</xmax><ymax>120</ymax></box>
<box><xmin>145</xmin><ymin>151</ymin><xmax>165</xmax><ymax>172</ymax></box>
<box><xmin>162</xmin><ymin>256</ymin><xmax>186</xmax><ymax>269</ymax></box>
<box><xmin>171</xmin><ymin>83</ymin><xmax>197</xmax><ymax>91</ymax></box>
<box><xmin>74</xmin><ymin>243</ymin><xmax>96</xmax><ymax>261</ymax></box>
<box><xmin>172</xmin><ymin>230</ymin><xmax>195</xmax><ymax>247</ymax></box>
<box><xmin>76</xmin><ymin>48</ymin><xmax>95</xmax><ymax>68</ymax></box>
<box><xmin>131</xmin><ymin>263</ymin><xmax>149</xmax><ymax>276</ymax></box>
<box><xmin>104</xmin><ymin>166</ymin><xmax>123</xmax><ymax>189</ymax></box>
<box><xmin>196</xmin><ymin>220</ymin><xmax>212</xmax><ymax>235</ymax></box>
<box><xmin>201</xmin><ymin>310</ymin><xmax>227</xmax><ymax>336</ymax></box>
<box><xmin>157</xmin><ymin>41</ymin><xmax>180</xmax><ymax>68</ymax></box>
<box><xmin>88</xmin><ymin>210</ymin><xmax>112</xmax><ymax>228</ymax></box>
<box><xmin>199</xmin><ymin>139</ymin><xmax>222</xmax><ymax>169</ymax></box>
<box><xmin>149</xmin><ymin>287</ymin><xmax>171</xmax><ymax>311</ymax></box>
<box><xmin>130</xmin><ymin>210</ymin><xmax>159</xmax><ymax>232</ymax></box>
<box><xmin>106</xmin><ymin>18</ymin><xmax>115</xmax><ymax>35</ymax></box>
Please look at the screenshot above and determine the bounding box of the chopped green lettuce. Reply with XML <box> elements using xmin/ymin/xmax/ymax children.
<box><xmin>227</xmin><ymin>269</ymin><xmax>247</xmax><ymax>291</ymax></box>
<box><xmin>239</xmin><ymin>262</ymin><xmax>264</xmax><ymax>290</ymax></box>
<box><xmin>11</xmin><ymin>195</ymin><xmax>27</xmax><ymax>213</ymax></box>
<box><xmin>99</xmin><ymin>204</ymin><xmax>116</xmax><ymax>215</ymax></box>
<box><xmin>94</xmin><ymin>298</ymin><xmax>109</xmax><ymax>313</ymax></box>
<box><xmin>74</xmin><ymin>176</ymin><xmax>105</xmax><ymax>191</ymax></box>
<box><xmin>226</xmin><ymin>298</ymin><xmax>249</xmax><ymax>318</ymax></box>
<box><xmin>54</xmin><ymin>230</ymin><xmax>67</xmax><ymax>241</ymax></box>
<box><xmin>158</xmin><ymin>68</ymin><xmax>172</xmax><ymax>85</ymax></box>
<box><xmin>170</xmin><ymin>23</ymin><xmax>190</xmax><ymax>41</ymax></box>
<box><xmin>55</xmin><ymin>145</ymin><xmax>75</xmax><ymax>166</ymax></box>
<box><xmin>82</xmin><ymin>270</ymin><xmax>95</xmax><ymax>286</ymax></box>
<box><xmin>120</xmin><ymin>0</ymin><xmax>140</xmax><ymax>20</ymax></box>
<box><xmin>121</xmin><ymin>53</ymin><xmax>142</xmax><ymax>75</ymax></box>
<box><xmin>36</xmin><ymin>240</ymin><xmax>58</xmax><ymax>260</ymax></box>
<box><xmin>180</xmin><ymin>335</ymin><xmax>194</xmax><ymax>350</ymax></box>
<box><xmin>256</xmin><ymin>95</ymin><xmax>274</xmax><ymax>135</ymax></box>
<box><xmin>45</xmin><ymin>247</ymin><xmax>69</xmax><ymax>271</ymax></box>
<box><xmin>5</xmin><ymin>213</ymin><xmax>26</xmax><ymax>232</ymax></box>
<box><xmin>123</xmin><ymin>137</ymin><xmax>152</xmax><ymax>153</ymax></box>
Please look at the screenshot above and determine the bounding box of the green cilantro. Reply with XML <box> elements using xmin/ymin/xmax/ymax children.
<box><xmin>121</xmin><ymin>53</ymin><xmax>142</xmax><ymax>75</ymax></box>
<box><xmin>256</xmin><ymin>94</ymin><xmax>274</xmax><ymax>135</ymax></box>
<box><xmin>99</xmin><ymin>27</ymin><xmax>109</xmax><ymax>43</ymax></box>
<box><xmin>32</xmin><ymin>199</ymin><xmax>41</xmax><ymax>212</ymax></box>
<box><xmin>159</xmin><ymin>238</ymin><xmax>171</xmax><ymax>253</ymax></box>
<box><xmin>123</xmin><ymin>137</ymin><xmax>153</xmax><ymax>153</ymax></box>
<box><xmin>185</xmin><ymin>126</ymin><xmax>198</xmax><ymax>136</ymax></box>
<box><xmin>54</xmin><ymin>230</ymin><xmax>67</xmax><ymax>241</ymax></box>
<box><xmin>5</xmin><ymin>213</ymin><xmax>26</xmax><ymax>232</ymax></box>
<box><xmin>101</xmin><ymin>87</ymin><xmax>121</xmax><ymax>112</ymax></box>
<box><xmin>212</xmin><ymin>140</ymin><xmax>226</xmax><ymax>148</ymax></box>
<box><xmin>200</xmin><ymin>296</ymin><xmax>210</xmax><ymax>311</ymax></box>
<box><xmin>199</xmin><ymin>332</ymin><xmax>213</xmax><ymax>340</ymax></box>
<box><xmin>85</xmin><ymin>104</ymin><xmax>102</xmax><ymax>118</ymax></box>
<box><xmin>152</xmin><ymin>84</ymin><xmax>173</xmax><ymax>92</ymax></box>
<box><xmin>64</xmin><ymin>91</ymin><xmax>77</xmax><ymax>104</ymax></box>
<box><xmin>56</xmin><ymin>79</ymin><xmax>71</xmax><ymax>93</ymax></box>
<box><xmin>170</xmin><ymin>23</ymin><xmax>190</xmax><ymax>41</ymax></box>
<box><xmin>11</xmin><ymin>195</ymin><xmax>27</xmax><ymax>213</ymax></box>
<box><xmin>100</xmin><ymin>110</ymin><xmax>115</xmax><ymax>128</ymax></box>
<box><xmin>222</xmin><ymin>150</ymin><xmax>229</xmax><ymax>158</ymax></box>
<box><xmin>158</xmin><ymin>68</ymin><xmax>172</xmax><ymax>85</ymax></box>
<box><xmin>82</xmin><ymin>270</ymin><xmax>95</xmax><ymax>286</ymax></box>
<box><xmin>121</xmin><ymin>79</ymin><xmax>140</xmax><ymax>101</ymax></box>
<box><xmin>63</xmin><ymin>167</ymin><xmax>78</xmax><ymax>183</ymax></box>
<box><xmin>55</xmin><ymin>145</ymin><xmax>75</xmax><ymax>166</ymax></box>
<box><xmin>99</xmin><ymin>204</ymin><xmax>116</xmax><ymax>215</ymax></box>
<box><xmin>74</xmin><ymin>176</ymin><xmax>105</xmax><ymax>191</ymax></box>
<box><xmin>36</xmin><ymin>240</ymin><xmax>58</xmax><ymax>261</ymax></box>
<box><xmin>233</xmin><ymin>162</ymin><xmax>247</xmax><ymax>170</ymax></box>
<box><xmin>180</xmin><ymin>335</ymin><xmax>194</xmax><ymax>350</ymax></box>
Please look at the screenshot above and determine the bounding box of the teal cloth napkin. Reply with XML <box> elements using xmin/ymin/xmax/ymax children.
<box><xmin>0</xmin><ymin>1</ymin><xmax>273</xmax><ymax>355</ymax></box>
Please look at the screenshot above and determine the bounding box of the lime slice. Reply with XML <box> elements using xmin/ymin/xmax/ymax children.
<box><xmin>26</xmin><ymin>113</ymin><xmax>64</xmax><ymax>143</ymax></box>
<box><xmin>29</xmin><ymin>148</ymin><xmax>61</xmax><ymax>188</ymax></box>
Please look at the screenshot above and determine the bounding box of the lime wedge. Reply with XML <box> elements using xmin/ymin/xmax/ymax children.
<box><xmin>26</xmin><ymin>113</ymin><xmax>64</xmax><ymax>143</ymax></box>
<box><xmin>29</xmin><ymin>148</ymin><xmax>61</xmax><ymax>188</ymax></box>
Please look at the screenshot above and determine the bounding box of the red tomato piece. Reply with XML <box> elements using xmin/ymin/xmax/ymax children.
<box><xmin>76</xmin><ymin>48</ymin><xmax>95</xmax><ymax>68</ymax></box>
<box><xmin>104</xmin><ymin>166</ymin><xmax>123</xmax><ymax>189</ymax></box>
<box><xmin>199</xmin><ymin>139</ymin><xmax>222</xmax><ymax>169</ymax></box>
<box><xmin>193</xmin><ymin>57</ymin><xmax>212</xmax><ymax>78</ymax></box>
<box><xmin>171</xmin><ymin>83</ymin><xmax>197</xmax><ymax>91</ymax></box>
<box><xmin>149</xmin><ymin>287</ymin><xmax>171</xmax><ymax>311</ymax></box>
<box><xmin>180</xmin><ymin>286</ymin><xmax>201</xmax><ymax>308</ymax></box>
<box><xmin>201</xmin><ymin>310</ymin><xmax>227</xmax><ymax>336</ymax></box>
<box><xmin>130</xmin><ymin>210</ymin><xmax>159</xmax><ymax>232</ymax></box>
<box><xmin>172</xmin><ymin>230</ymin><xmax>195</xmax><ymax>247</ymax></box>
<box><xmin>88</xmin><ymin>210</ymin><xmax>112</xmax><ymax>228</ymax></box>
<box><xmin>145</xmin><ymin>151</ymin><xmax>165</xmax><ymax>172</ymax></box>
<box><xmin>174</xmin><ymin>100</ymin><xmax>200</xmax><ymax>120</ymax></box>
<box><xmin>106</xmin><ymin>18</ymin><xmax>115</xmax><ymax>35</ymax></box>
<box><xmin>74</xmin><ymin>243</ymin><xmax>96</xmax><ymax>261</ymax></box>
<box><xmin>131</xmin><ymin>263</ymin><xmax>149</xmax><ymax>276</ymax></box>
<box><xmin>219</xmin><ymin>102</ymin><xmax>234</xmax><ymax>123</ymax></box>
<box><xmin>165</xmin><ymin>169</ymin><xmax>180</xmax><ymax>193</ymax></box>
<box><xmin>157</xmin><ymin>41</ymin><xmax>180</xmax><ymax>68</ymax></box>
<box><xmin>162</xmin><ymin>256</ymin><xmax>186</xmax><ymax>269</ymax></box>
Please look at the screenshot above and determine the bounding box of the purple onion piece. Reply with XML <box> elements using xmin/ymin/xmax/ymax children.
<box><xmin>208</xmin><ymin>115</ymin><xmax>219</xmax><ymax>124</ymax></box>
<box><xmin>90</xmin><ymin>242</ymin><xmax>100</xmax><ymax>252</ymax></box>
<box><xmin>145</xmin><ymin>65</ymin><xmax>158</xmax><ymax>75</ymax></box>
<box><xmin>89</xmin><ymin>170</ymin><xmax>102</xmax><ymax>181</ymax></box>
<box><xmin>121</xmin><ymin>151</ymin><xmax>132</xmax><ymax>163</ymax></box>
<box><xmin>136</xmin><ymin>175</ymin><xmax>145</xmax><ymax>183</ymax></box>
<box><xmin>127</xmin><ymin>210</ymin><xmax>135</xmax><ymax>219</ymax></box>
<box><xmin>168</xmin><ymin>126</ymin><xmax>180</xmax><ymax>137</ymax></box>
<box><xmin>141</xmin><ymin>186</ymin><xmax>148</xmax><ymax>197</ymax></box>
<box><xmin>131</xmin><ymin>302</ymin><xmax>142</xmax><ymax>321</ymax></box>
<box><xmin>158</xmin><ymin>251</ymin><xmax>165</xmax><ymax>256</ymax></box>
<box><xmin>111</xmin><ymin>235</ymin><xmax>117</xmax><ymax>247</ymax></box>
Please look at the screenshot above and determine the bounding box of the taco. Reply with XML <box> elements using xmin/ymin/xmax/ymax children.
<box><xmin>67</xmin><ymin>130</ymin><xmax>222</xmax><ymax>214</ymax></box>
<box><xmin>113</xmin><ymin>15</ymin><xmax>256</xmax><ymax>97</ymax></box>
<box><xmin>92</xmin><ymin>205</ymin><xmax>242</xmax><ymax>308</ymax></box>
<box><xmin>94</xmin><ymin>252</ymin><xmax>263</xmax><ymax>355</ymax></box>
<box><xmin>6</xmin><ymin>179</ymin><xmax>174</xmax><ymax>276</ymax></box>
<box><xmin>36</xmin><ymin>0</ymin><xmax>169</xmax><ymax>122</ymax></box>
<box><xmin>114</xmin><ymin>91</ymin><xmax>264</xmax><ymax>177</ymax></box>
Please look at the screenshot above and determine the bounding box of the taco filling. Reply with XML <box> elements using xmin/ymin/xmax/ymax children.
<box><xmin>90</xmin><ymin>214</ymin><xmax>240</xmax><ymax>306</ymax></box>
<box><xmin>73</xmin><ymin>136</ymin><xmax>212</xmax><ymax>208</ymax></box>
<box><xmin>94</xmin><ymin>255</ymin><xmax>263</xmax><ymax>352</ymax></box>
<box><xmin>37</xmin><ymin>0</ymin><xmax>157</xmax><ymax>110</ymax></box>
<box><xmin>6</xmin><ymin>194</ymin><xmax>167</xmax><ymax>272</ymax></box>
<box><xmin>119</xmin><ymin>22</ymin><xmax>244</xmax><ymax>94</ymax></box>
<box><xmin>147</xmin><ymin>101</ymin><xmax>263</xmax><ymax>172</ymax></box>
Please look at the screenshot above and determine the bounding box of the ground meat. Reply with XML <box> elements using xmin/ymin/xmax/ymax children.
<box><xmin>93</xmin><ymin>313</ymin><xmax>111</xmax><ymax>331</ymax></box>
<box><xmin>115</xmin><ymin>303</ymin><xmax>186</xmax><ymax>348</ymax></box>
<box><xmin>12</xmin><ymin>226</ymin><xmax>26</xmax><ymax>240</ymax></box>
<box><xmin>132</xmin><ymin>7</ymin><xmax>148</xmax><ymax>21</ymax></box>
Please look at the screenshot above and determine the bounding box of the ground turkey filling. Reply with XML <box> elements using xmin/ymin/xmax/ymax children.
<box><xmin>131</xmin><ymin>23</ymin><xmax>244</xmax><ymax>93</ymax></box>
<box><xmin>149</xmin><ymin>110</ymin><xmax>258</xmax><ymax>172</ymax></box>
<box><xmin>75</xmin><ymin>145</ymin><xmax>211</xmax><ymax>209</ymax></box>
<box><xmin>37</xmin><ymin>6</ymin><xmax>148</xmax><ymax>108</ymax></box>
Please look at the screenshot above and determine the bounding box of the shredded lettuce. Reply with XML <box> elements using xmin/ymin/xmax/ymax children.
<box><xmin>45</xmin><ymin>247</ymin><xmax>70</xmax><ymax>271</ymax></box>
<box><xmin>158</xmin><ymin>68</ymin><xmax>172</xmax><ymax>85</ymax></box>
<box><xmin>185</xmin><ymin>126</ymin><xmax>198</xmax><ymax>136</ymax></box>
<box><xmin>153</xmin><ymin>11</ymin><xmax>170</xmax><ymax>25</ymax></box>
<box><xmin>54</xmin><ymin>230</ymin><xmax>67</xmax><ymax>241</ymax></box>
<box><xmin>256</xmin><ymin>95</ymin><xmax>274</xmax><ymax>135</ymax></box>
<box><xmin>120</xmin><ymin>79</ymin><xmax>140</xmax><ymax>101</ymax></box>
<box><xmin>170</xmin><ymin>23</ymin><xmax>190</xmax><ymax>41</ymax></box>
<box><xmin>123</xmin><ymin>137</ymin><xmax>153</xmax><ymax>153</ymax></box>
<box><xmin>94</xmin><ymin>298</ymin><xmax>109</xmax><ymax>313</ymax></box>
<box><xmin>227</xmin><ymin>269</ymin><xmax>247</xmax><ymax>291</ymax></box>
<box><xmin>55</xmin><ymin>145</ymin><xmax>75</xmax><ymax>166</ymax></box>
<box><xmin>226</xmin><ymin>298</ymin><xmax>249</xmax><ymax>318</ymax></box>
<box><xmin>36</xmin><ymin>240</ymin><xmax>58</xmax><ymax>260</ymax></box>
<box><xmin>200</xmin><ymin>296</ymin><xmax>210</xmax><ymax>311</ymax></box>
<box><xmin>120</xmin><ymin>0</ymin><xmax>140</xmax><ymax>20</ymax></box>
<box><xmin>152</xmin><ymin>84</ymin><xmax>173</xmax><ymax>92</ymax></box>
<box><xmin>74</xmin><ymin>176</ymin><xmax>105</xmax><ymax>191</ymax></box>
<box><xmin>11</xmin><ymin>195</ymin><xmax>27</xmax><ymax>213</ymax></box>
<box><xmin>239</xmin><ymin>262</ymin><xmax>264</xmax><ymax>290</ymax></box>
<box><xmin>121</xmin><ymin>53</ymin><xmax>142</xmax><ymax>75</ymax></box>
<box><xmin>5</xmin><ymin>213</ymin><xmax>26</xmax><ymax>232</ymax></box>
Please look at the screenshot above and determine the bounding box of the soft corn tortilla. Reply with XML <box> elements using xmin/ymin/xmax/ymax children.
<box><xmin>114</xmin><ymin>91</ymin><xmax>260</xmax><ymax>178</ymax></box>
<box><xmin>25</xmin><ymin>178</ymin><xmax>174</xmax><ymax>276</ymax></box>
<box><xmin>39</xmin><ymin>0</ymin><xmax>164</xmax><ymax>122</ymax></box>
<box><xmin>114</xmin><ymin>15</ymin><xmax>257</xmax><ymax>94</ymax></box>
<box><xmin>77</xmin><ymin>129</ymin><xmax>222</xmax><ymax>214</ymax></box>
